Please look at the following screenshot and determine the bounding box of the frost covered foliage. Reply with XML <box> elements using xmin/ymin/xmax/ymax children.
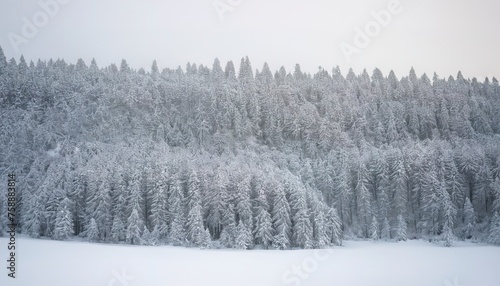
<box><xmin>1</xmin><ymin>46</ymin><xmax>500</xmax><ymax>248</ymax></box>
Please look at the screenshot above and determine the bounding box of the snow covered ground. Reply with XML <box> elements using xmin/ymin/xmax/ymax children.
<box><xmin>1</xmin><ymin>236</ymin><xmax>499</xmax><ymax>286</ymax></box>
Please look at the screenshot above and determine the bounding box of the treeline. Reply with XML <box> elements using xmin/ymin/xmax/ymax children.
<box><xmin>0</xmin><ymin>45</ymin><xmax>499</xmax><ymax>248</ymax></box>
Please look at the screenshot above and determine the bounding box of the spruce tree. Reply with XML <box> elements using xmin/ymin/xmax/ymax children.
<box><xmin>141</xmin><ymin>227</ymin><xmax>152</xmax><ymax>246</ymax></box>
<box><xmin>253</xmin><ymin>206</ymin><xmax>273</xmax><ymax>248</ymax></box>
<box><xmin>110</xmin><ymin>215</ymin><xmax>125</xmax><ymax>243</ymax></box>
<box><xmin>186</xmin><ymin>171</ymin><xmax>205</xmax><ymax>246</ymax></box>
<box><xmin>86</xmin><ymin>218</ymin><xmax>99</xmax><ymax>242</ymax></box>
<box><xmin>488</xmin><ymin>212</ymin><xmax>500</xmax><ymax>245</ymax></box>
<box><xmin>53</xmin><ymin>198</ymin><xmax>74</xmax><ymax>240</ymax></box>
<box><xmin>326</xmin><ymin>207</ymin><xmax>342</xmax><ymax>246</ymax></box>
<box><xmin>441</xmin><ymin>183</ymin><xmax>456</xmax><ymax>247</ymax></box>
<box><xmin>370</xmin><ymin>216</ymin><xmax>379</xmax><ymax>241</ymax></box>
<box><xmin>313</xmin><ymin>207</ymin><xmax>329</xmax><ymax>248</ymax></box>
<box><xmin>235</xmin><ymin>221</ymin><xmax>252</xmax><ymax>249</ymax></box>
<box><xmin>463</xmin><ymin>197</ymin><xmax>475</xmax><ymax>239</ymax></box>
<box><xmin>395</xmin><ymin>214</ymin><xmax>407</xmax><ymax>242</ymax></box>
<box><xmin>271</xmin><ymin>184</ymin><xmax>291</xmax><ymax>250</ymax></box>
<box><xmin>126</xmin><ymin>209</ymin><xmax>142</xmax><ymax>245</ymax></box>
<box><xmin>381</xmin><ymin>218</ymin><xmax>391</xmax><ymax>240</ymax></box>
<box><xmin>150</xmin><ymin>225</ymin><xmax>160</xmax><ymax>246</ymax></box>
<box><xmin>168</xmin><ymin>178</ymin><xmax>186</xmax><ymax>246</ymax></box>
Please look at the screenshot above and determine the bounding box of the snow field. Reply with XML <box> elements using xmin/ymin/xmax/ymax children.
<box><xmin>1</xmin><ymin>237</ymin><xmax>500</xmax><ymax>286</ymax></box>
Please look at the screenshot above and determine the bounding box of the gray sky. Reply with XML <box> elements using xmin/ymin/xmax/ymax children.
<box><xmin>1</xmin><ymin>0</ymin><xmax>499</xmax><ymax>80</ymax></box>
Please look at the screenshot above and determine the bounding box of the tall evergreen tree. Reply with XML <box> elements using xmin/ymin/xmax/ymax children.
<box><xmin>463</xmin><ymin>197</ymin><xmax>475</xmax><ymax>239</ymax></box>
<box><xmin>488</xmin><ymin>212</ymin><xmax>500</xmax><ymax>245</ymax></box>
<box><xmin>126</xmin><ymin>209</ymin><xmax>142</xmax><ymax>245</ymax></box>
<box><xmin>271</xmin><ymin>183</ymin><xmax>291</xmax><ymax>250</ymax></box>
<box><xmin>395</xmin><ymin>214</ymin><xmax>407</xmax><ymax>242</ymax></box>
<box><xmin>53</xmin><ymin>198</ymin><xmax>74</xmax><ymax>240</ymax></box>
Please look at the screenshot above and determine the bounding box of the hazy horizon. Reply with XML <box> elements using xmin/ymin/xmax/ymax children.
<box><xmin>1</xmin><ymin>0</ymin><xmax>499</xmax><ymax>81</ymax></box>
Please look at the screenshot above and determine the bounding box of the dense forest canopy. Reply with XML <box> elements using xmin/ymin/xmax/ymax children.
<box><xmin>1</xmin><ymin>45</ymin><xmax>499</xmax><ymax>249</ymax></box>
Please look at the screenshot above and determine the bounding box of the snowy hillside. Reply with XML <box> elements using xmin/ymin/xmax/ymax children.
<box><xmin>1</xmin><ymin>236</ymin><xmax>499</xmax><ymax>286</ymax></box>
<box><xmin>1</xmin><ymin>46</ymin><xmax>500</xmax><ymax>249</ymax></box>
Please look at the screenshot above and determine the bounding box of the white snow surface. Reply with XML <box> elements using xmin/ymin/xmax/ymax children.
<box><xmin>1</xmin><ymin>236</ymin><xmax>499</xmax><ymax>286</ymax></box>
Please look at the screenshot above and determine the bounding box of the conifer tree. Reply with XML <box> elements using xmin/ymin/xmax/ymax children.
<box><xmin>53</xmin><ymin>198</ymin><xmax>74</xmax><ymax>240</ymax></box>
<box><xmin>185</xmin><ymin>170</ymin><xmax>205</xmax><ymax>246</ymax></box>
<box><xmin>441</xmin><ymin>186</ymin><xmax>456</xmax><ymax>247</ymax></box>
<box><xmin>370</xmin><ymin>216</ymin><xmax>379</xmax><ymax>241</ymax></box>
<box><xmin>253</xmin><ymin>205</ymin><xmax>273</xmax><ymax>248</ymax></box>
<box><xmin>488</xmin><ymin>212</ymin><xmax>500</xmax><ymax>245</ymax></box>
<box><xmin>86</xmin><ymin>218</ymin><xmax>100</xmax><ymax>242</ymax></box>
<box><xmin>151</xmin><ymin>60</ymin><xmax>159</xmax><ymax>75</ymax></box>
<box><xmin>395</xmin><ymin>214</ymin><xmax>407</xmax><ymax>242</ymax></box>
<box><xmin>141</xmin><ymin>227</ymin><xmax>152</xmax><ymax>246</ymax></box>
<box><xmin>235</xmin><ymin>221</ymin><xmax>252</xmax><ymax>249</ymax></box>
<box><xmin>381</xmin><ymin>217</ymin><xmax>391</xmax><ymax>240</ymax></box>
<box><xmin>272</xmin><ymin>184</ymin><xmax>291</xmax><ymax>250</ymax></box>
<box><xmin>463</xmin><ymin>197</ymin><xmax>475</xmax><ymax>239</ymax></box>
<box><xmin>126</xmin><ymin>209</ymin><xmax>142</xmax><ymax>245</ymax></box>
<box><xmin>110</xmin><ymin>215</ymin><xmax>125</xmax><ymax>243</ymax></box>
<box><xmin>326</xmin><ymin>207</ymin><xmax>342</xmax><ymax>246</ymax></box>
<box><xmin>313</xmin><ymin>206</ymin><xmax>329</xmax><ymax>248</ymax></box>
<box><xmin>356</xmin><ymin>161</ymin><xmax>372</xmax><ymax>237</ymax></box>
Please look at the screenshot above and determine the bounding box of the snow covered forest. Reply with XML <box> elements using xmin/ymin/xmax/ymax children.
<box><xmin>1</xmin><ymin>45</ymin><xmax>500</xmax><ymax>249</ymax></box>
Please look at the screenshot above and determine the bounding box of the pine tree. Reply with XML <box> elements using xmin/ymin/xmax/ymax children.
<box><xmin>370</xmin><ymin>216</ymin><xmax>379</xmax><ymax>240</ymax></box>
<box><xmin>169</xmin><ymin>213</ymin><xmax>186</xmax><ymax>246</ymax></box>
<box><xmin>288</xmin><ymin>179</ymin><xmax>313</xmax><ymax>249</ymax></box>
<box><xmin>252</xmin><ymin>177</ymin><xmax>273</xmax><ymax>248</ymax></box>
<box><xmin>313</xmin><ymin>206</ymin><xmax>329</xmax><ymax>248</ymax></box>
<box><xmin>292</xmin><ymin>206</ymin><xmax>313</xmax><ymax>249</ymax></box>
<box><xmin>491</xmin><ymin>180</ymin><xmax>500</xmax><ymax>215</ymax></box>
<box><xmin>271</xmin><ymin>183</ymin><xmax>291</xmax><ymax>250</ymax></box>
<box><xmin>86</xmin><ymin>218</ymin><xmax>99</xmax><ymax>242</ymax></box>
<box><xmin>53</xmin><ymin>198</ymin><xmax>74</xmax><ymax>240</ymax></box>
<box><xmin>126</xmin><ymin>209</ymin><xmax>142</xmax><ymax>245</ymax></box>
<box><xmin>333</xmin><ymin>163</ymin><xmax>352</xmax><ymax>230</ymax></box>
<box><xmin>186</xmin><ymin>171</ymin><xmax>205</xmax><ymax>246</ymax></box>
<box><xmin>235</xmin><ymin>221</ymin><xmax>252</xmax><ymax>249</ymax></box>
<box><xmin>389</xmin><ymin>151</ymin><xmax>407</xmax><ymax>221</ymax></box>
<box><xmin>235</xmin><ymin>177</ymin><xmax>253</xmax><ymax>230</ymax></box>
<box><xmin>224</xmin><ymin>60</ymin><xmax>236</xmax><ymax>80</ymax></box>
<box><xmin>440</xmin><ymin>182</ymin><xmax>456</xmax><ymax>246</ymax></box>
<box><xmin>206</xmin><ymin>170</ymin><xmax>228</xmax><ymax>239</ymax></box>
<box><xmin>420</xmin><ymin>164</ymin><xmax>441</xmax><ymax>236</ymax></box>
<box><xmin>149</xmin><ymin>173</ymin><xmax>168</xmax><ymax>240</ymax></box>
<box><xmin>22</xmin><ymin>192</ymin><xmax>42</xmax><ymax>238</ymax></box>
<box><xmin>0</xmin><ymin>45</ymin><xmax>7</xmax><ymax>75</ymax></box>
<box><xmin>356</xmin><ymin>161</ymin><xmax>372</xmax><ymax>237</ymax></box>
<box><xmin>200</xmin><ymin>228</ymin><xmax>212</xmax><ymax>249</ymax></box>
<box><xmin>151</xmin><ymin>60</ymin><xmax>159</xmax><ymax>75</ymax></box>
<box><xmin>141</xmin><ymin>227</ymin><xmax>152</xmax><ymax>246</ymax></box>
<box><xmin>395</xmin><ymin>214</ymin><xmax>407</xmax><ymax>242</ymax></box>
<box><xmin>220</xmin><ymin>203</ymin><xmax>237</xmax><ymax>248</ymax></box>
<box><xmin>120</xmin><ymin>59</ymin><xmax>130</xmax><ymax>73</ymax></box>
<box><xmin>381</xmin><ymin>217</ymin><xmax>391</xmax><ymax>240</ymax></box>
<box><xmin>326</xmin><ymin>207</ymin><xmax>342</xmax><ymax>246</ymax></box>
<box><xmin>150</xmin><ymin>225</ymin><xmax>160</xmax><ymax>246</ymax></box>
<box><xmin>253</xmin><ymin>206</ymin><xmax>273</xmax><ymax>248</ymax></box>
<box><xmin>168</xmin><ymin>178</ymin><xmax>186</xmax><ymax>246</ymax></box>
<box><xmin>487</xmin><ymin>212</ymin><xmax>500</xmax><ymax>245</ymax></box>
<box><xmin>463</xmin><ymin>197</ymin><xmax>475</xmax><ymax>239</ymax></box>
<box><xmin>272</xmin><ymin>227</ymin><xmax>289</xmax><ymax>250</ymax></box>
<box><xmin>88</xmin><ymin>180</ymin><xmax>112</xmax><ymax>241</ymax></box>
<box><xmin>220</xmin><ymin>228</ymin><xmax>235</xmax><ymax>248</ymax></box>
<box><xmin>186</xmin><ymin>202</ymin><xmax>204</xmax><ymax>246</ymax></box>
<box><xmin>110</xmin><ymin>215</ymin><xmax>125</xmax><ymax>243</ymax></box>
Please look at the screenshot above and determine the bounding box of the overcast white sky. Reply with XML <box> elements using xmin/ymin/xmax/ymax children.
<box><xmin>1</xmin><ymin>0</ymin><xmax>499</xmax><ymax>80</ymax></box>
